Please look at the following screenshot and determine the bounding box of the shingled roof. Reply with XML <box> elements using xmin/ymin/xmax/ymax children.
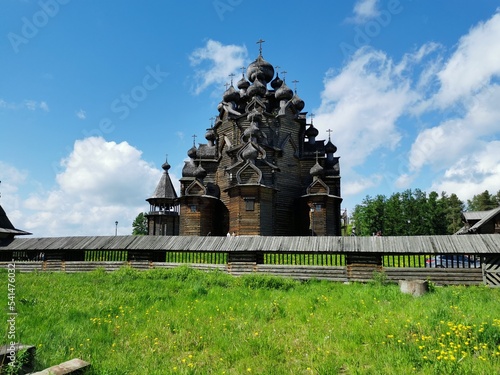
<box><xmin>146</xmin><ymin>159</ymin><xmax>178</xmax><ymax>204</ymax></box>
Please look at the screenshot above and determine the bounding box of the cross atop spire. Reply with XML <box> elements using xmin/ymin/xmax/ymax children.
<box><xmin>240</xmin><ymin>66</ymin><xmax>246</xmax><ymax>77</ymax></box>
<box><xmin>228</xmin><ymin>73</ymin><xmax>235</xmax><ymax>86</ymax></box>
<box><xmin>310</xmin><ymin>112</ymin><xmax>315</xmax><ymax>124</ymax></box>
<box><xmin>224</xmin><ymin>82</ymin><xmax>230</xmax><ymax>90</ymax></box>
<box><xmin>326</xmin><ymin>128</ymin><xmax>332</xmax><ymax>140</ymax></box>
<box><xmin>274</xmin><ymin>65</ymin><xmax>280</xmax><ymax>73</ymax></box>
<box><xmin>192</xmin><ymin>134</ymin><xmax>197</xmax><ymax>147</ymax></box>
<box><xmin>256</xmin><ymin>39</ymin><xmax>265</xmax><ymax>56</ymax></box>
<box><xmin>209</xmin><ymin>117</ymin><xmax>216</xmax><ymax>127</ymax></box>
<box><xmin>281</xmin><ymin>70</ymin><xmax>287</xmax><ymax>82</ymax></box>
<box><xmin>292</xmin><ymin>79</ymin><xmax>299</xmax><ymax>93</ymax></box>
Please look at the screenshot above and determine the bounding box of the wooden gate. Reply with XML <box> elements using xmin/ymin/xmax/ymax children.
<box><xmin>483</xmin><ymin>255</ymin><xmax>500</xmax><ymax>287</ymax></box>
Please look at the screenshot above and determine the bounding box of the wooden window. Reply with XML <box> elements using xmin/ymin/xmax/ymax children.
<box><xmin>190</xmin><ymin>205</ymin><xmax>197</xmax><ymax>213</ymax></box>
<box><xmin>244</xmin><ymin>197</ymin><xmax>255</xmax><ymax>211</ymax></box>
<box><xmin>315</xmin><ymin>203</ymin><xmax>322</xmax><ymax>212</ymax></box>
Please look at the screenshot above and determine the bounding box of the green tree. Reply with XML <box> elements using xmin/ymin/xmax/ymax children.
<box><xmin>443</xmin><ymin>193</ymin><xmax>464</xmax><ymax>234</ymax></box>
<box><xmin>467</xmin><ymin>190</ymin><xmax>499</xmax><ymax>211</ymax></box>
<box><xmin>352</xmin><ymin>189</ymin><xmax>464</xmax><ymax>236</ymax></box>
<box><xmin>352</xmin><ymin>195</ymin><xmax>386</xmax><ymax>236</ymax></box>
<box><xmin>132</xmin><ymin>212</ymin><xmax>148</xmax><ymax>235</ymax></box>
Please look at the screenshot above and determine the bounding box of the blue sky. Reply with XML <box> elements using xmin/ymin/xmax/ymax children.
<box><xmin>1</xmin><ymin>0</ymin><xmax>500</xmax><ymax>236</ymax></box>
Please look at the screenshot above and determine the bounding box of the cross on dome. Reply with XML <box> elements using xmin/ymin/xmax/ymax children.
<box><xmin>256</xmin><ymin>38</ymin><xmax>265</xmax><ymax>56</ymax></box>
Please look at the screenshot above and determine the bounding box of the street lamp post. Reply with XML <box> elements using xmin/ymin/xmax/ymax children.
<box><xmin>115</xmin><ymin>221</ymin><xmax>118</xmax><ymax>236</ymax></box>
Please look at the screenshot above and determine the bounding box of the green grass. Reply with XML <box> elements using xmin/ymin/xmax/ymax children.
<box><xmin>2</xmin><ymin>267</ymin><xmax>500</xmax><ymax>374</ymax></box>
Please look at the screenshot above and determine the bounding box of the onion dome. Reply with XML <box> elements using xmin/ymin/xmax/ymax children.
<box><xmin>194</xmin><ymin>163</ymin><xmax>207</xmax><ymax>179</ymax></box>
<box><xmin>325</xmin><ymin>140</ymin><xmax>337</xmax><ymax>154</ymax></box>
<box><xmin>305</xmin><ymin>124</ymin><xmax>319</xmax><ymax>138</ymax></box>
<box><xmin>247</xmin><ymin>79</ymin><xmax>267</xmax><ymax>98</ymax></box>
<box><xmin>270</xmin><ymin>74</ymin><xmax>283</xmax><ymax>90</ymax></box>
<box><xmin>205</xmin><ymin>127</ymin><xmax>216</xmax><ymax>143</ymax></box>
<box><xmin>187</xmin><ymin>145</ymin><xmax>197</xmax><ymax>159</ymax></box>
<box><xmin>161</xmin><ymin>159</ymin><xmax>171</xmax><ymax>171</ymax></box>
<box><xmin>310</xmin><ymin>161</ymin><xmax>324</xmax><ymax>177</ymax></box>
<box><xmin>241</xmin><ymin>143</ymin><xmax>259</xmax><ymax>161</ymax></box>
<box><xmin>182</xmin><ymin>160</ymin><xmax>197</xmax><ymax>177</ymax></box>
<box><xmin>292</xmin><ymin>93</ymin><xmax>305</xmax><ymax>111</ymax></box>
<box><xmin>246</xmin><ymin>55</ymin><xmax>274</xmax><ymax>83</ymax></box>
<box><xmin>223</xmin><ymin>85</ymin><xmax>240</xmax><ymax>102</ymax></box>
<box><xmin>237</xmin><ymin>76</ymin><xmax>250</xmax><ymax>90</ymax></box>
<box><xmin>275</xmin><ymin>82</ymin><xmax>293</xmax><ymax>101</ymax></box>
<box><xmin>243</xmin><ymin>122</ymin><xmax>260</xmax><ymax>139</ymax></box>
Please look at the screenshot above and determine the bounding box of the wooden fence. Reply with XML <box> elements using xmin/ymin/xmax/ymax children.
<box><xmin>0</xmin><ymin>234</ymin><xmax>499</xmax><ymax>287</ymax></box>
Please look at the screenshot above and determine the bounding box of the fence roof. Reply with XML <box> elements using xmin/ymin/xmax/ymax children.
<box><xmin>1</xmin><ymin>234</ymin><xmax>499</xmax><ymax>254</ymax></box>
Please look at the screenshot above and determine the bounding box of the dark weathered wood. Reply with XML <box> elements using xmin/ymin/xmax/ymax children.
<box><xmin>2</xmin><ymin>234</ymin><xmax>499</xmax><ymax>254</ymax></box>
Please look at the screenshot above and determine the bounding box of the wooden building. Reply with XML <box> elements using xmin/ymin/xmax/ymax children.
<box><xmin>459</xmin><ymin>206</ymin><xmax>500</xmax><ymax>234</ymax></box>
<box><xmin>148</xmin><ymin>47</ymin><xmax>342</xmax><ymax>236</ymax></box>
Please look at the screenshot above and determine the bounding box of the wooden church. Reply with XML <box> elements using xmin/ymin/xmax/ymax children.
<box><xmin>146</xmin><ymin>43</ymin><xmax>342</xmax><ymax>236</ymax></box>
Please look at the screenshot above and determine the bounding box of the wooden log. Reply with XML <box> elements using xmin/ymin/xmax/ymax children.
<box><xmin>30</xmin><ymin>358</ymin><xmax>90</xmax><ymax>375</ymax></box>
<box><xmin>399</xmin><ymin>279</ymin><xmax>429</xmax><ymax>297</ymax></box>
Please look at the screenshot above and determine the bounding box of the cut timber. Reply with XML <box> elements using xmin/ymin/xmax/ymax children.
<box><xmin>30</xmin><ymin>358</ymin><xmax>90</xmax><ymax>375</ymax></box>
<box><xmin>399</xmin><ymin>279</ymin><xmax>429</xmax><ymax>297</ymax></box>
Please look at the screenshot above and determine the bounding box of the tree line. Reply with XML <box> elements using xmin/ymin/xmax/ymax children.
<box><xmin>351</xmin><ymin>189</ymin><xmax>500</xmax><ymax>237</ymax></box>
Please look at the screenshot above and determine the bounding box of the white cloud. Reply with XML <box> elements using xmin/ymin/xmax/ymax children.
<box><xmin>22</xmin><ymin>137</ymin><xmax>166</xmax><ymax>236</ymax></box>
<box><xmin>409</xmin><ymin>83</ymin><xmax>500</xmax><ymax>173</ymax></box>
<box><xmin>315</xmin><ymin>47</ymin><xmax>422</xmax><ymax>192</ymax></box>
<box><xmin>76</xmin><ymin>109</ymin><xmax>86</xmax><ymax>120</ymax></box>
<box><xmin>0</xmin><ymin>162</ymin><xmax>27</xmax><ymax>225</ymax></box>
<box><xmin>189</xmin><ymin>39</ymin><xmax>247</xmax><ymax>95</ymax></box>
<box><xmin>350</xmin><ymin>0</ymin><xmax>380</xmax><ymax>23</ymax></box>
<box><xmin>0</xmin><ymin>99</ymin><xmax>49</xmax><ymax>111</ymax></box>
<box><xmin>39</xmin><ymin>101</ymin><xmax>49</xmax><ymax>112</ymax></box>
<box><xmin>316</xmin><ymin>11</ymin><xmax>500</xmax><ymax>204</ymax></box>
<box><xmin>432</xmin><ymin>10</ymin><xmax>500</xmax><ymax>108</ymax></box>
<box><xmin>430</xmin><ymin>141</ymin><xmax>500</xmax><ymax>202</ymax></box>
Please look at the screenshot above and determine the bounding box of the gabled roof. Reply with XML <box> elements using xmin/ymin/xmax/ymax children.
<box><xmin>460</xmin><ymin>206</ymin><xmax>500</xmax><ymax>234</ymax></box>
<box><xmin>0</xmin><ymin>205</ymin><xmax>31</xmax><ymax>236</ymax></box>
<box><xmin>462</xmin><ymin>210</ymin><xmax>491</xmax><ymax>221</ymax></box>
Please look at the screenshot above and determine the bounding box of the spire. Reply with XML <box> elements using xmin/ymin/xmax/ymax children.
<box><xmin>256</xmin><ymin>38</ymin><xmax>265</xmax><ymax>56</ymax></box>
<box><xmin>228</xmin><ymin>73</ymin><xmax>235</xmax><ymax>86</ymax></box>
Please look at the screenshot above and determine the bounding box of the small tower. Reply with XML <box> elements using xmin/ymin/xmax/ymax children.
<box><xmin>146</xmin><ymin>157</ymin><xmax>179</xmax><ymax>235</ymax></box>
